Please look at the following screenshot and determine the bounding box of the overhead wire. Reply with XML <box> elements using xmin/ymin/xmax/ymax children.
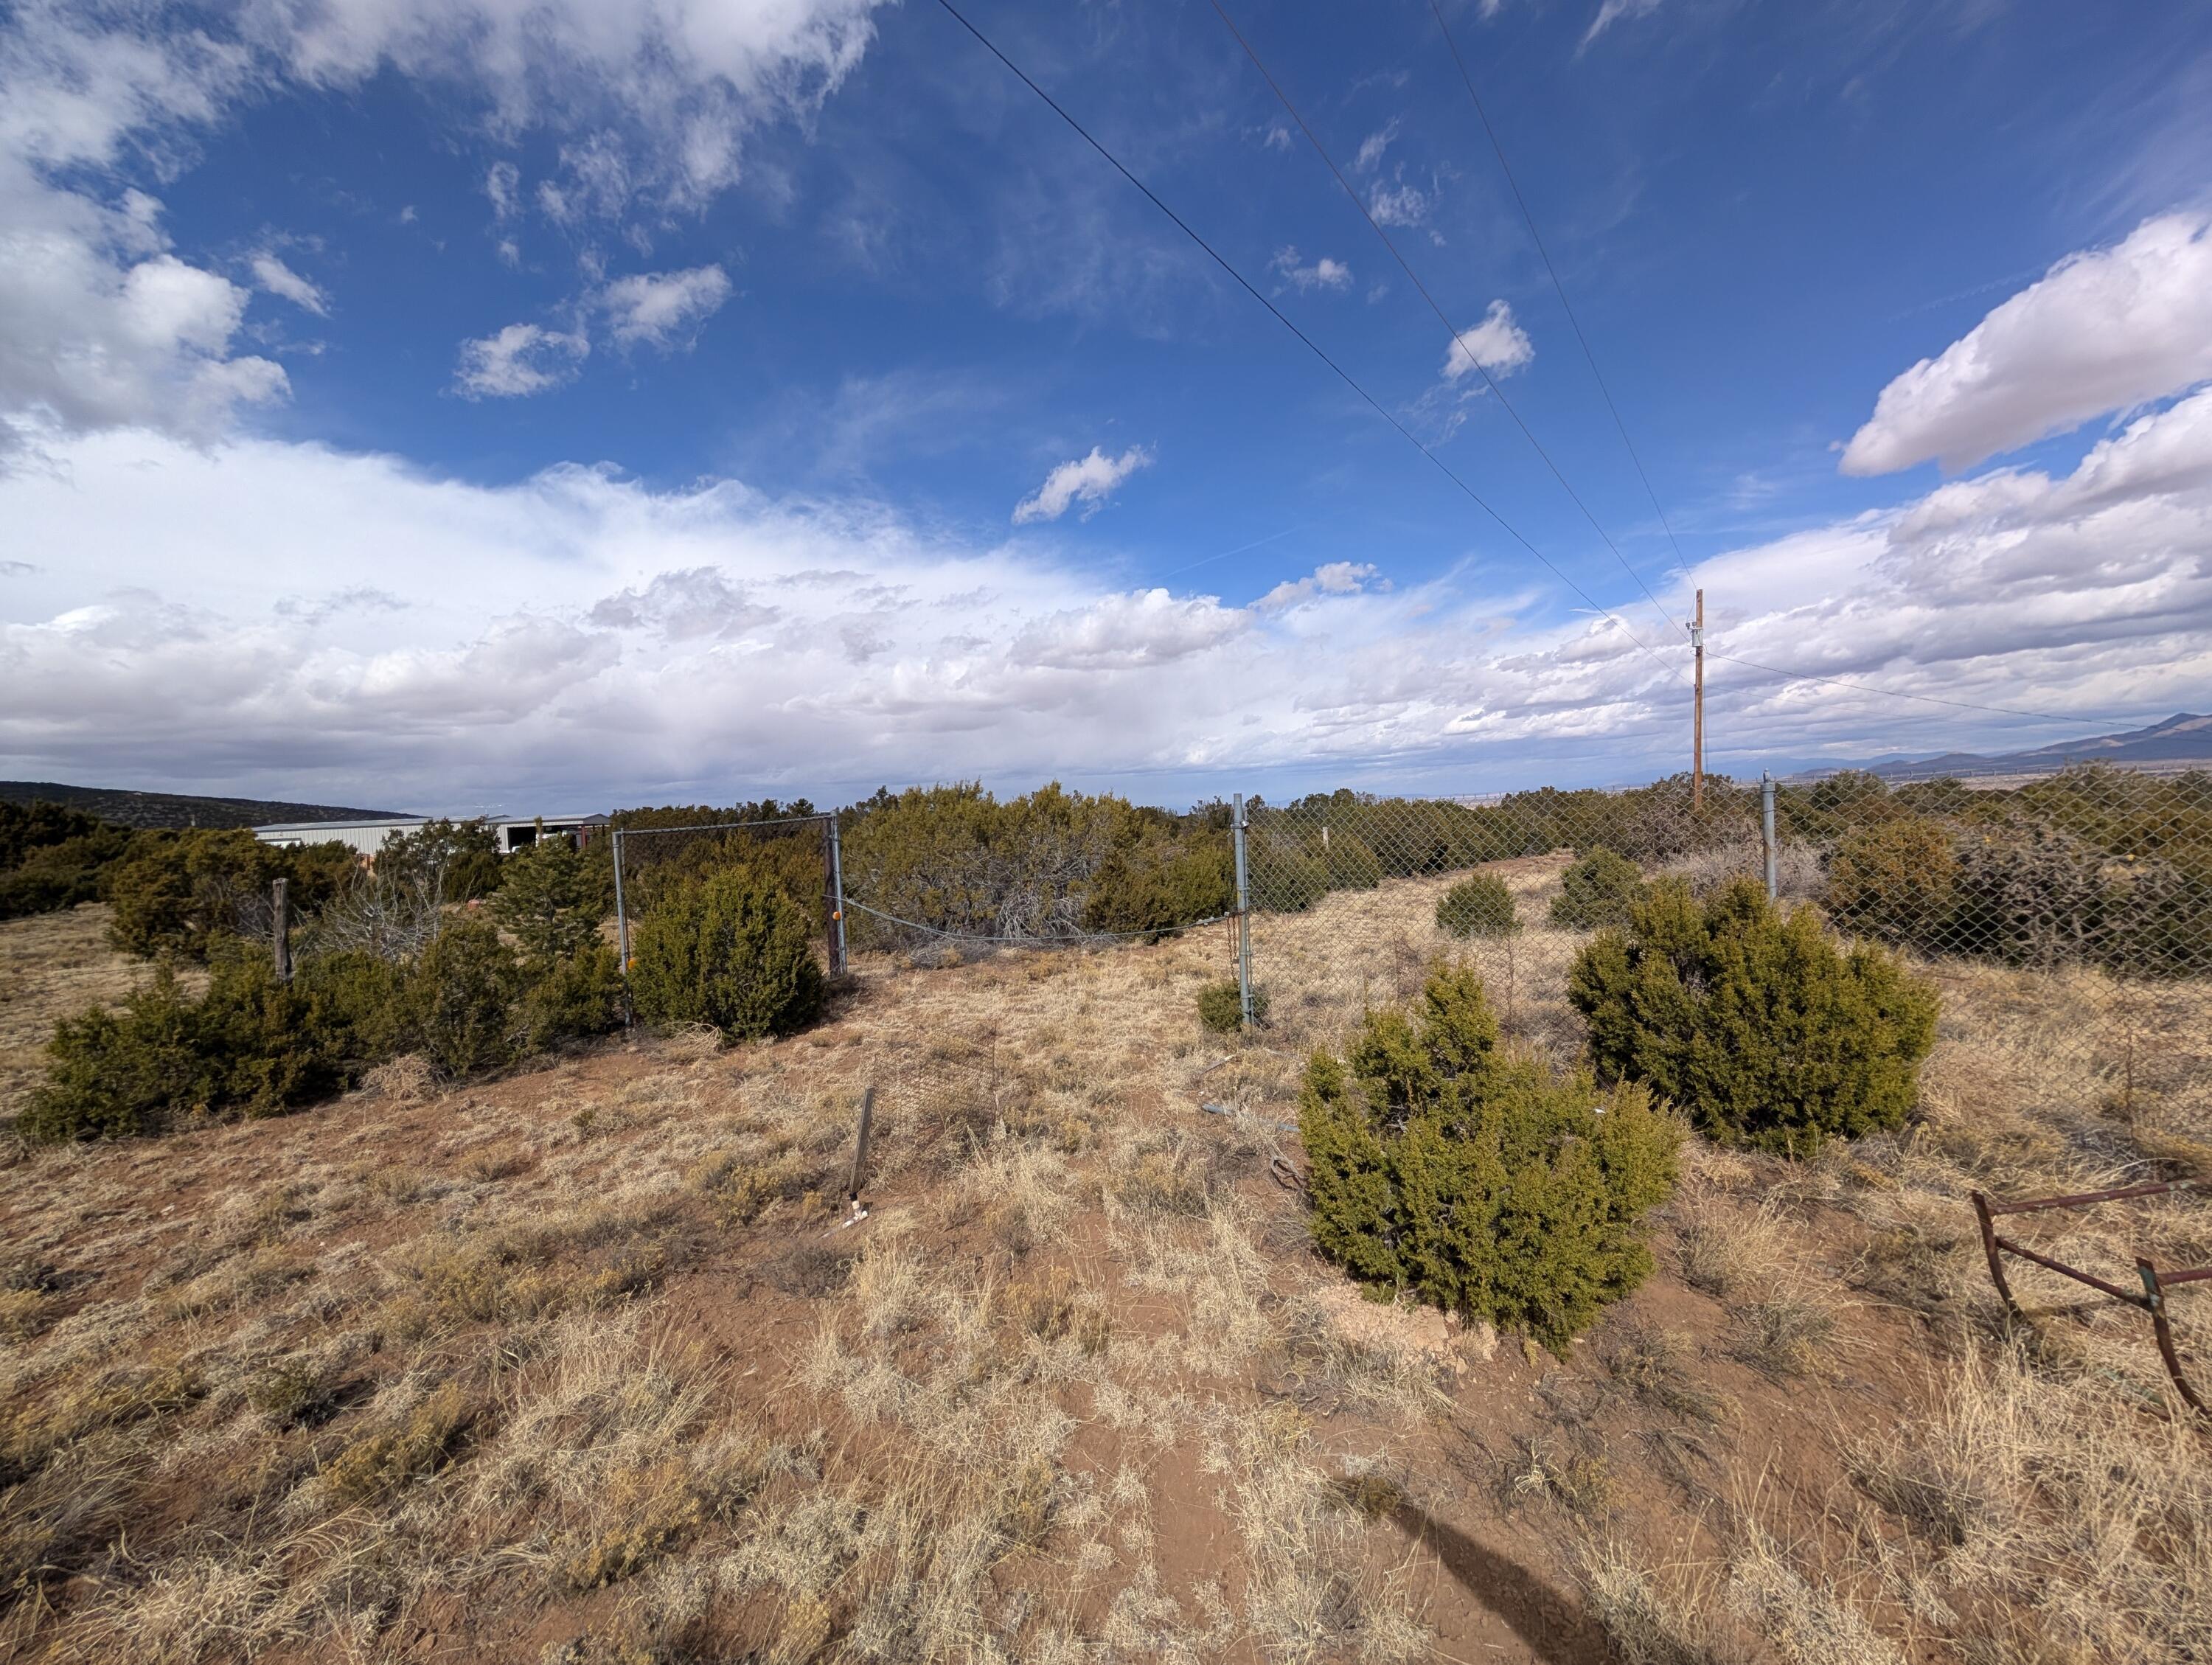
<box><xmin>1419</xmin><ymin>1</ymin><xmax>2130</xmax><ymax>734</ymax></box>
<box><xmin>1208</xmin><ymin>0</ymin><xmax>1684</xmax><ymax>641</ymax></box>
<box><xmin>1425</xmin><ymin>0</ymin><xmax>1691</xmax><ymax>616</ymax></box>
<box><xmin>930</xmin><ymin>0</ymin><xmax>1688</xmax><ymax>691</ymax></box>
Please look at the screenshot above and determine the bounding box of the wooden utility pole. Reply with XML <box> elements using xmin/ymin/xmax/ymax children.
<box><xmin>1691</xmin><ymin>588</ymin><xmax>1705</xmax><ymax>812</ymax></box>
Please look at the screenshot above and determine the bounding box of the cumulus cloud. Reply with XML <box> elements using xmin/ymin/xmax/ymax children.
<box><xmin>453</xmin><ymin>323</ymin><xmax>588</xmax><ymax>398</ymax></box>
<box><xmin>1255</xmin><ymin>561</ymin><xmax>1380</xmax><ymax>613</ymax></box>
<box><xmin>1012</xmin><ymin>445</ymin><xmax>1155</xmax><ymax>525</ymax></box>
<box><xmin>4</xmin><ymin>412</ymin><xmax>2209</xmax><ymax>802</ymax></box>
<box><xmin>250</xmin><ymin>251</ymin><xmax>327</xmax><ymax>314</ymax></box>
<box><xmin>1270</xmin><ymin>246</ymin><xmax>1352</xmax><ymax>293</ymax></box>
<box><xmin>599</xmin><ymin>264</ymin><xmax>732</xmax><ymax>348</ymax></box>
<box><xmin>1441</xmin><ymin>300</ymin><xmax>1535</xmax><ymax>381</ymax></box>
<box><xmin>588</xmin><ymin>567</ymin><xmax>776</xmax><ymax>639</ymax></box>
<box><xmin>1582</xmin><ymin>0</ymin><xmax>1665</xmax><ymax>48</ymax></box>
<box><xmin>0</xmin><ymin>174</ymin><xmax>288</xmax><ymax>452</ymax></box>
<box><xmin>1842</xmin><ymin>212</ymin><xmax>2212</xmax><ymax>476</ymax></box>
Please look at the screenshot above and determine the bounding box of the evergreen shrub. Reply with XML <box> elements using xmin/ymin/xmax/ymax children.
<box><xmin>0</xmin><ymin>802</ymin><xmax>131</xmax><ymax>920</ymax></box>
<box><xmin>490</xmin><ymin>838</ymin><xmax>604</xmax><ymax>960</ymax></box>
<box><xmin>1251</xmin><ymin>841</ymin><xmax>1328</xmax><ymax>913</ymax></box>
<box><xmin>1436</xmin><ymin>873</ymin><xmax>1519</xmax><ymax>938</ymax></box>
<box><xmin>1082</xmin><ymin>829</ymin><xmax>1233</xmax><ymax>936</ymax></box>
<box><xmin>629</xmin><ymin>867</ymin><xmax>825</xmax><ymax>1041</ymax></box>
<box><xmin>521</xmin><ymin>944</ymin><xmax>627</xmax><ymax>1052</ymax></box>
<box><xmin>1324</xmin><ymin>833</ymin><xmax>1383</xmax><ymax>891</ymax></box>
<box><xmin>1567</xmin><ymin>878</ymin><xmax>1938</xmax><ymax>1156</ymax></box>
<box><xmin>407</xmin><ymin>918</ymin><xmax>524</xmax><ymax>1077</ymax></box>
<box><xmin>1549</xmin><ymin>848</ymin><xmax>1646</xmax><ymax>930</ymax></box>
<box><xmin>1196</xmin><ymin>979</ymin><xmax>1267</xmax><ymax>1033</ymax></box>
<box><xmin>105</xmin><ymin>830</ymin><xmax>355</xmax><ymax>961</ymax></box>
<box><xmin>24</xmin><ymin>954</ymin><xmax>349</xmax><ymax>1140</ymax></box>
<box><xmin>1299</xmin><ymin>962</ymin><xmax>1679</xmax><ymax>1349</ymax></box>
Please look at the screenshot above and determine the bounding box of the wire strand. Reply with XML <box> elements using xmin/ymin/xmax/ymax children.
<box><xmin>1210</xmin><ymin>0</ymin><xmax>1683</xmax><ymax>642</ymax></box>
<box><xmin>845</xmin><ymin>896</ymin><xmax>1232</xmax><ymax>945</ymax></box>
<box><xmin>1427</xmin><ymin>0</ymin><xmax>1691</xmax><ymax>616</ymax></box>
<box><xmin>931</xmin><ymin>0</ymin><xmax>1687</xmax><ymax>690</ymax></box>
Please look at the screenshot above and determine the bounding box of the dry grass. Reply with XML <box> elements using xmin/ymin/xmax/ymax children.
<box><xmin>1680</xmin><ymin>1200</ymin><xmax>1795</xmax><ymax>1300</ymax></box>
<box><xmin>1</xmin><ymin>871</ymin><xmax>2208</xmax><ymax>1663</ymax></box>
<box><xmin>0</xmin><ymin>904</ymin><xmax>156</xmax><ymax>1121</ymax></box>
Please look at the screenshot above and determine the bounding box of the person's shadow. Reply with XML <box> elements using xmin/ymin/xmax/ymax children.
<box><xmin>1364</xmin><ymin>1488</ymin><xmax>1621</xmax><ymax>1665</ymax></box>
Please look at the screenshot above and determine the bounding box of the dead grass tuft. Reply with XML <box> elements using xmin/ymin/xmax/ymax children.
<box><xmin>1728</xmin><ymin>1523</ymin><xmax>1902</xmax><ymax>1665</ymax></box>
<box><xmin>1577</xmin><ymin>1538</ymin><xmax>1734</xmax><ymax>1665</ymax></box>
<box><xmin>1728</xmin><ymin>1288</ymin><xmax>1846</xmax><ymax>1381</ymax></box>
<box><xmin>361</xmin><ymin>1052</ymin><xmax>437</xmax><ymax>1103</ymax></box>
<box><xmin>1605</xmin><ymin>1321</ymin><xmax>1731</xmax><ymax>1424</ymax></box>
<box><xmin>1507</xmin><ymin>1436</ymin><xmax>1615</xmax><ymax>1517</ymax></box>
<box><xmin>1679</xmin><ymin>1200</ymin><xmax>1793</xmax><ymax>1300</ymax></box>
<box><xmin>320</xmin><ymin>1381</ymin><xmax>476</xmax><ymax>1506</ymax></box>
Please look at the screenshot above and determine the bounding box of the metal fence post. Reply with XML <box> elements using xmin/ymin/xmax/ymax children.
<box><xmin>611</xmin><ymin>827</ymin><xmax>633</xmax><ymax>1024</ymax></box>
<box><xmin>1233</xmin><ymin>793</ymin><xmax>1254</xmax><ymax>1028</ymax></box>
<box><xmin>827</xmin><ymin>813</ymin><xmax>849</xmax><ymax>976</ymax></box>
<box><xmin>1761</xmin><ymin>771</ymin><xmax>1778</xmax><ymax>903</ymax></box>
<box><xmin>271</xmin><ymin>877</ymin><xmax>291</xmax><ymax>984</ymax></box>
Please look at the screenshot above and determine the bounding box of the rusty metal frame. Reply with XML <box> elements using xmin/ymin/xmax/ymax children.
<box><xmin>1970</xmin><ymin>1180</ymin><xmax>2209</xmax><ymax>1417</ymax></box>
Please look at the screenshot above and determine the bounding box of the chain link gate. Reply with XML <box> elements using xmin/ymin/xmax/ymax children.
<box><xmin>610</xmin><ymin>813</ymin><xmax>847</xmax><ymax>1020</ymax></box>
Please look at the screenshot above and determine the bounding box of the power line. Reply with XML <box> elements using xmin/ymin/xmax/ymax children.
<box><xmin>1208</xmin><ymin>0</ymin><xmax>1684</xmax><ymax>642</ymax></box>
<box><xmin>1425</xmin><ymin>2</ymin><xmax>2148</xmax><ymax>737</ymax></box>
<box><xmin>931</xmin><ymin>0</ymin><xmax>1688</xmax><ymax>689</ymax></box>
<box><xmin>1427</xmin><ymin>0</ymin><xmax>1693</xmax><ymax>619</ymax></box>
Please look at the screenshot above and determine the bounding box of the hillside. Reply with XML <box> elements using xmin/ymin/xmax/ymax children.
<box><xmin>1789</xmin><ymin>712</ymin><xmax>2212</xmax><ymax>784</ymax></box>
<box><xmin>0</xmin><ymin>781</ymin><xmax>413</xmax><ymax>831</ymax></box>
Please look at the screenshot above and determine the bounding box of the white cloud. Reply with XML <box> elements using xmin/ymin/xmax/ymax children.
<box><xmin>1581</xmin><ymin>0</ymin><xmax>1665</xmax><ymax>49</ymax></box>
<box><xmin>1354</xmin><ymin>122</ymin><xmax>1398</xmax><ymax>173</ymax></box>
<box><xmin>1368</xmin><ymin>182</ymin><xmax>1430</xmax><ymax>228</ymax></box>
<box><xmin>1270</xmin><ymin>246</ymin><xmax>1352</xmax><ymax>293</ymax></box>
<box><xmin>453</xmin><ymin>323</ymin><xmax>588</xmax><ymax>398</ymax></box>
<box><xmin>248</xmin><ymin>0</ymin><xmax>891</xmax><ymax>209</ymax></box>
<box><xmin>1842</xmin><ymin>212</ymin><xmax>2212</xmax><ymax>476</ymax></box>
<box><xmin>0</xmin><ymin>0</ymin><xmax>890</xmax><ymax>447</ymax></box>
<box><xmin>484</xmin><ymin>159</ymin><xmax>521</xmax><ymax>220</ymax></box>
<box><xmin>599</xmin><ymin>264</ymin><xmax>732</xmax><ymax>348</ymax></box>
<box><xmin>250</xmin><ymin>251</ymin><xmax>327</xmax><ymax>314</ymax></box>
<box><xmin>1012</xmin><ymin>445</ymin><xmax>1155</xmax><ymax>525</ymax></box>
<box><xmin>1441</xmin><ymin>299</ymin><xmax>1534</xmax><ymax>381</ymax></box>
<box><xmin>0</xmin><ymin>172</ymin><xmax>288</xmax><ymax>452</ymax></box>
<box><xmin>1262</xmin><ymin>122</ymin><xmax>1293</xmax><ymax>152</ymax></box>
<box><xmin>4</xmin><ymin>407</ymin><xmax>2211</xmax><ymax>802</ymax></box>
<box><xmin>1255</xmin><ymin>561</ymin><xmax>1380</xmax><ymax>613</ymax></box>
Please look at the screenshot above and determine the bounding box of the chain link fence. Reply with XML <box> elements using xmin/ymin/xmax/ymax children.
<box><xmin>1225</xmin><ymin>763</ymin><xmax>2212</xmax><ymax>1066</ymax></box>
<box><xmin>592</xmin><ymin>765</ymin><xmax>2211</xmax><ymax>1190</ymax></box>
<box><xmin>610</xmin><ymin>813</ymin><xmax>847</xmax><ymax>979</ymax></box>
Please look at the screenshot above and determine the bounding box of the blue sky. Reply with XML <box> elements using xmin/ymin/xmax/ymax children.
<box><xmin>4</xmin><ymin>0</ymin><xmax>2211</xmax><ymax>813</ymax></box>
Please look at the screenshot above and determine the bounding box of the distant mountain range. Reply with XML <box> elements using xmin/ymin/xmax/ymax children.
<box><xmin>0</xmin><ymin>781</ymin><xmax>414</xmax><ymax>831</ymax></box>
<box><xmin>1790</xmin><ymin>712</ymin><xmax>2212</xmax><ymax>783</ymax></box>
